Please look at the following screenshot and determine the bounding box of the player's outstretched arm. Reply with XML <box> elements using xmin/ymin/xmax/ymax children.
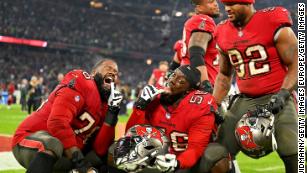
<box><xmin>213</xmin><ymin>49</ymin><xmax>233</xmax><ymax>105</ymax></box>
<box><xmin>269</xmin><ymin>27</ymin><xmax>298</xmax><ymax>114</ymax></box>
<box><xmin>94</xmin><ymin>82</ymin><xmax>122</xmax><ymax>156</ymax></box>
<box><xmin>189</xmin><ymin>31</ymin><xmax>214</xmax><ymax>93</ymax></box>
<box><xmin>275</xmin><ymin>27</ymin><xmax>298</xmax><ymax>91</ymax></box>
<box><xmin>189</xmin><ymin>31</ymin><xmax>211</xmax><ymax>82</ymax></box>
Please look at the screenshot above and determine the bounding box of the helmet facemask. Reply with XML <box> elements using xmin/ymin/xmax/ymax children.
<box><xmin>114</xmin><ymin>125</ymin><xmax>169</xmax><ymax>172</ymax></box>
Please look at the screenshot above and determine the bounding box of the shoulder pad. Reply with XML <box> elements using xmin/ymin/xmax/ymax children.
<box><xmin>259</xmin><ymin>6</ymin><xmax>277</xmax><ymax>13</ymax></box>
<box><xmin>259</xmin><ymin>6</ymin><xmax>293</xmax><ymax>27</ymax></box>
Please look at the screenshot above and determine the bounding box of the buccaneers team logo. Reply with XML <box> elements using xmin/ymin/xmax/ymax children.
<box><xmin>235</xmin><ymin>125</ymin><xmax>258</xmax><ymax>150</ymax></box>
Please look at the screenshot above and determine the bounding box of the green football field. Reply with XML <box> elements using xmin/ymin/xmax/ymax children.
<box><xmin>0</xmin><ymin>104</ymin><xmax>285</xmax><ymax>173</ymax></box>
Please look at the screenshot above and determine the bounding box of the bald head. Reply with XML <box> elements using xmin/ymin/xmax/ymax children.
<box><xmin>92</xmin><ymin>59</ymin><xmax>118</xmax><ymax>75</ymax></box>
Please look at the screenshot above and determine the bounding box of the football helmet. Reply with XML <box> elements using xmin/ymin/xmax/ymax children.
<box><xmin>235</xmin><ymin>105</ymin><xmax>277</xmax><ymax>158</ymax></box>
<box><xmin>113</xmin><ymin>125</ymin><xmax>169</xmax><ymax>172</ymax></box>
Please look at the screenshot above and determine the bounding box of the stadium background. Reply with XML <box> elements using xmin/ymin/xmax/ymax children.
<box><xmin>0</xmin><ymin>0</ymin><xmax>301</xmax><ymax>172</ymax></box>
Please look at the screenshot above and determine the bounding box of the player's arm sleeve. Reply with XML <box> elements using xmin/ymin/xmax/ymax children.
<box><xmin>125</xmin><ymin>107</ymin><xmax>149</xmax><ymax>132</ymax></box>
<box><xmin>271</xmin><ymin>7</ymin><xmax>293</xmax><ymax>35</ymax></box>
<box><xmin>173</xmin><ymin>40</ymin><xmax>184</xmax><ymax>63</ymax></box>
<box><xmin>177</xmin><ymin>114</ymin><xmax>215</xmax><ymax>169</ymax></box>
<box><xmin>47</xmin><ymin>88</ymin><xmax>85</xmax><ymax>149</ymax></box>
<box><xmin>190</xmin><ymin>16</ymin><xmax>215</xmax><ymax>34</ymax></box>
<box><xmin>93</xmin><ymin>123</ymin><xmax>115</xmax><ymax>156</ymax></box>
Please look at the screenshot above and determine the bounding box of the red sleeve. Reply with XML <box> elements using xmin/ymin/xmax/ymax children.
<box><xmin>173</xmin><ymin>40</ymin><xmax>183</xmax><ymax>51</ymax></box>
<box><xmin>93</xmin><ymin>123</ymin><xmax>115</xmax><ymax>156</ymax></box>
<box><xmin>152</xmin><ymin>69</ymin><xmax>159</xmax><ymax>79</ymax></box>
<box><xmin>125</xmin><ymin>107</ymin><xmax>148</xmax><ymax>132</ymax></box>
<box><xmin>267</xmin><ymin>7</ymin><xmax>293</xmax><ymax>31</ymax></box>
<box><xmin>173</xmin><ymin>40</ymin><xmax>184</xmax><ymax>62</ymax></box>
<box><xmin>189</xmin><ymin>15</ymin><xmax>215</xmax><ymax>34</ymax></box>
<box><xmin>177</xmin><ymin>114</ymin><xmax>215</xmax><ymax>169</ymax></box>
<box><xmin>47</xmin><ymin>88</ymin><xmax>84</xmax><ymax>149</ymax></box>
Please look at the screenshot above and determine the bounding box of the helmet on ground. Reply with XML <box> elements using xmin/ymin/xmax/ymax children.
<box><xmin>113</xmin><ymin>124</ymin><xmax>169</xmax><ymax>172</ymax></box>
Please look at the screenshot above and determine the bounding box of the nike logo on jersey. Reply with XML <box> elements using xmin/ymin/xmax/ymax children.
<box><xmin>208</xmin><ymin>99</ymin><xmax>213</xmax><ymax>105</ymax></box>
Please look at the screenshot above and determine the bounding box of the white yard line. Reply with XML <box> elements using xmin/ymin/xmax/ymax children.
<box><xmin>0</xmin><ymin>152</ymin><xmax>24</xmax><ymax>170</ymax></box>
<box><xmin>254</xmin><ymin>166</ymin><xmax>284</xmax><ymax>172</ymax></box>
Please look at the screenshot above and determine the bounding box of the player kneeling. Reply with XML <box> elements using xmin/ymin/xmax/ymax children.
<box><xmin>111</xmin><ymin>65</ymin><xmax>232</xmax><ymax>173</ymax></box>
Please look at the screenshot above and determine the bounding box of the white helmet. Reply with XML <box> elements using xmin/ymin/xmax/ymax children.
<box><xmin>113</xmin><ymin>125</ymin><xmax>169</xmax><ymax>172</ymax></box>
<box><xmin>235</xmin><ymin>105</ymin><xmax>277</xmax><ymax>158</ymax></box>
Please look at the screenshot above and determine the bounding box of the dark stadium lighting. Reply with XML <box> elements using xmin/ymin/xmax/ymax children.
<box><xmin>155</xmin><ymin>8</ymin><xmax>161</xmax><ymax>15</ymax></box>
<box><xmin>146</xmin><ymin>58</ymin><xmax>153</xmax><ymax>65</ymax></box>
<box><xmin>174</xmin><ymin>11</ymin><xmax>183</xmax><ymax>17</ymax></box>
<box><xmin>90</xmin><ymin>1</ymin><xmax>103</xmax><ymax>8</ymax></box>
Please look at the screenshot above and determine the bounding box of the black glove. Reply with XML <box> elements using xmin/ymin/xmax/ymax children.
<box><xmin>70</xmin><ymin>150</ymin><xmax>92</xmax><ymax>173</ymax></box>
<box><xmin>269</xmin><ymin>89</ymin><xmax>290</xmax><ymax>115</ymax></box>
<box><xmin>135</xmin><ymin>85</ymin><xmax>164</xmax><ymax>110</ymax></box>
<box><xmin>200</xmin><ymin>80</ymin><xmax>213</xmax><ymax>93</ymax></box>
<box><xmin>211</xmin><ymin>105</ymin><xmax>224</xmax><ymax>125</ymax></box>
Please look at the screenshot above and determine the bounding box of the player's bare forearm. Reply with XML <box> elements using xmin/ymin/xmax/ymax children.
<box><xmin>213</xmin><ymin>73</ymin><xmax>231</xmax><ymax>105</ymax></box>
<box><xmin>213</xmin><ymin>50</ymin><xmax>233</xmax><ymax>104</ymax></box>
<box><xmin>188</xmin><ymin>32</ymin><xmax>211</xmax><ymax>50</ymax></box>
<box><xmin>275</xmin><ymin>27</ymin><xmax>298</xmax><ymax>91</ymax></box>
<box><xmin>281</xmin><ymin>40</ymin><xmax>297</xmax><ymax>90</ymax></box>
<box><xmin>189</xmin><ymin>32</ymin><xmax>212</xmax><ymax>81</ymax></box>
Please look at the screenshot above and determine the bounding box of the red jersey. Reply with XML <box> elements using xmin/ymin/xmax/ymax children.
<box><xmin>8</xmin><ymin>83</ymin><xmax>15</xmax><ymax>95</ymax></box>
<box><xmin>126</xmin><ymin>90</ymin><xmax>217</xmax><ymax>169</ymax></box>
<box><xmin>215</xmin><ymin>7</ymin><xmax>292</xmax><ymax>97</ymax></box>
<box><xmin>12</xmin><ymin>70</ymin><xmax>114</xmax><ymax>156</ymax></box>
<box><xmin>181</xmin><ymin>14</ymin><xmax>219</xmax><ymax>85</ymax></box>
<box><xmin>152</xmin><ymin>69</ymin><xmax>166</xmax><ymax>89</ymax></box>
<box><xmin>173</xmin><ymin>40</ymin><xmax>185</xmax><ymax>62</ymax></box>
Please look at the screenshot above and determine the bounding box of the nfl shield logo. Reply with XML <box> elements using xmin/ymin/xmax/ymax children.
<box><xmin>165</xmin><ymin>112</ymin><xmax>171</xmax><ymax>119</ymax></box>
<box><xmin>238</xmin><ymin>31</ymin><xmax>243</xmax><ymax>37</ymax></box>
<box><xmin>74</xmin><ymin>95</ymin><xmax>80</xmax><ymax>102</ymax></box>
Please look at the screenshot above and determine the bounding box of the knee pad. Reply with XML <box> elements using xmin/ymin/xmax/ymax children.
<box><xmin>211</xmin><ymin>158</ymin><xmax>230</xmax><ymax>173</ymax></box>
<box><xmin>204</xmin><ymin>143</ymin><xmax>229</xmax><ymax>167</ymax></box>
<box><xmin>202</xmin><ymin>143</ymin><xmax>229</xmax><ymax>172</ymax></box>
<box><xmin>26</xmin><ymin>131</ymin><xmax>63</xmax><ymax>158</ymax></box>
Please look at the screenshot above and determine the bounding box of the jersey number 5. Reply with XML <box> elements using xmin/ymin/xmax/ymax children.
<box><xmin>228</xmin><ymin>45</ymin><xmax>270</xmax><ymax>79</ymax></box>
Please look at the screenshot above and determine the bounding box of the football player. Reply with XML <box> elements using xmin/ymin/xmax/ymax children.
<box><xmin>213</xmin><ymin>0</ymin><xmax>298</xmax><ymax>172</ymax></box>
<box><xmin>12</xmin><ymin>59</ymin><xmax>124</xmax><ymax>173</ymax></box>
<box><xmin>123</xmin><ymin>65</ymin><xmax>230</xmax><ymax>173</ymax></box>
<box><xmin>168</xmin><ymin>0</ymin><xmax>220</xmax><ymax>93</ymax></box>
<box><xmin>148</xmin><ymin>61</ymin><xmax>169</xmax><ymax>89</ymax></box>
